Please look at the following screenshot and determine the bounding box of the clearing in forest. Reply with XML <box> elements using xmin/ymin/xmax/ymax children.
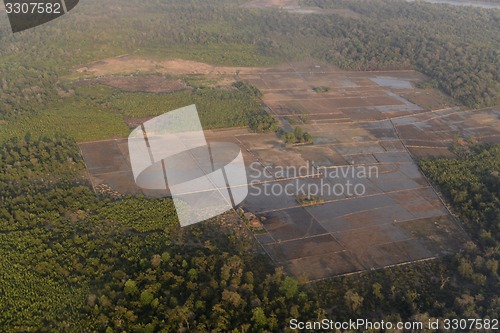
<box><xmin>79</xmin><ymin>58</ymin><xmax>500</xmax><ymax>280</ymax></box>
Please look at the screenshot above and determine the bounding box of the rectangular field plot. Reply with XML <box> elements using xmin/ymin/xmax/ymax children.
<box><xmin>80</xmin><ymin>139</ymin><xmax>130</xmax><ymax>174</ymax></box>
<box><xmin>80</xmin><ymin>139</ymin><xmax>144</xmax><ymax>195</ymax></box>
<box><xmin>264</xmin><ymin>234</ymin><xmax>343</xmax><ymax>262</ymax></box>
<box><xmin>394</xmin><ymin>109</ymin><xmax>500</xmax><ymax>158</ymax></box>
<box><xmin>286</xmin><ymin>251</ymin><xmax>364</xmax><ymax>279</ymax></box>
<box><xmin>257</xmin><ymin>207</ymin><xmax>328</xmax><ymax>242</ymax></box>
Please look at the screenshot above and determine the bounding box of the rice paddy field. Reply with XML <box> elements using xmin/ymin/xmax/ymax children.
<box><xmin>78</xmin><ymin>58</ymin><xmax>499</xmax><ymax>280</ymax></box>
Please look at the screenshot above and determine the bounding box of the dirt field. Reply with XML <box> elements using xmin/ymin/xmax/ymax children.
<box><xmin>395</xmin><ymin>108</ymin><xmax>500</xmax><ymax>157</ymax></box>
<box><xmin>78</xmin><ymin>58</ymin><xmax>499</xmax><ymax>281</ymax></box>
<box><xmin>92</xmin><ymin>75</ymin><xmax>187</xmax><ymax>93</ymax></box>
<box><xmin>73</xmin><ymin>55</ymin><xmax>283</xmax><ymax>90</ymax></box>
<box><xmin>233</xmin><ymin>62</ymin><xmax>496</xmax><ymax>279</ymax></box>
<box><xmin>75</xmin><ymin>55</ymin><xmax>268</xmax><ymax>77</ymax></box>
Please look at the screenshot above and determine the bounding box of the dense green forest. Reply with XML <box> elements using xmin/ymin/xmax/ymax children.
<box><xmin>0</xmin><ymin>82</ymin><xmax>277</xmax><ymax>142</ymax></box>
<box><xmin>0</xmin><ymin>137</ymin><xmax>321</xmax><ymax>332</ymax></box>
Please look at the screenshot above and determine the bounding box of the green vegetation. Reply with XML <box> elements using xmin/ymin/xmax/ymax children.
<box><xmin>299</xmin><ymin>115</ymin><xmax>310</xmax><ymax>124</ymax></box>
<box><xmin>295</xmin><ymin>195</ymin><xmax>325</xmax><ymax>206</ymax></box>
<box><xmin>109</xmin><ymin>88</ymin><xmax>260</xmax><ymax>129</ymax></box>
<box><xmin>106</xmin><ymin>82</ymin><xmax>277</xmax><ymax>132</ymax></box>
<box><xmin>303</xmin><ymin>0</ymin><xmax>499</xmax><ymax>107</ymax></box>
<box><xmin>142</xmin><ymin>43</ymin><xmax>280</xmax><ymax>68</ymax></box>
<box><xmin>0</xmin><ymin>137</ymin><xmax>321</xmax><ymax>332</ymax></box>
<box><xmin>0</xmin><ymin>93</ymin><xmax>130</xmax><ymax>143</ymax></box>
<box><xmin>3</xmin><ymin>138</ymin><xmax>496</xmax><ymax>331</ymax></box>
<box><xmin>281</xmin><ymin>126</ymin><xmax>314</xmax><ymax>145</ymax></box>
<box><xmin>0</xmin><ymin>0</ymin><xmax>498</xmax><ymax>126</ymax></box>
<box><xmin>0</xmin><ymin>82</ymin><xmax>278</xmax><ymax>143</ymax></box>
<box><xmin>417</xmin><ymin>79</ymin><xmax>440</xmax><ymax>89</ymax></box>
<box><xmin>233</xmin><ymin>81</ymin><xmax>263</xmax><ymax>99</ymax></box>
<box><xmin>1</xmin><ymin>0</ymin><xmax>499</xmax><ymax>330</ymax></box>
<box><xmin>420</xmin><ymin>144</ymin><xmax>499</xmax><ymax>247</ymax></box>
<box><xmin>312</xmin><ymin>86</ymin><xmax>330</xmax><ymax>93</ymax></box>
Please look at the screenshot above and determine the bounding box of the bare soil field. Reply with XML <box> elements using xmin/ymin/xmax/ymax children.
<box><xmin>73</xmin><ymin>55</ymin><xmax>313</xmax><ymax>91</ymax></box>
<box><xmin>400</xmin><ymin>89</ymin><xmax>459</xmax><ymax>110</ymax></box>
<box><xmin>79</xmin><ymin>58</ymin><xmax>498</xmax><ymax>280</ymax></box>
<box><xmin>79</xmin><ymin>139</ymin><xmax>143</xmax><ymax>196</ymax></box>
<box><xmin>234</xmin><ymin>62</ymin><xmax>494</xmax><ymax>279</ymax></box>
<box><xmin>394</xmin><ymin>108</ymin><xmax>500</xmax><ymax>157</ymax></box>
<box><xmin>93</xmin><ymin>75</ymin><xmax>187</xmax><ymax>93</ymax></box>
<box><xmin>75</xmin><ymin>55</ymin><xmax>268</xmax><ymax>77</ymax></box>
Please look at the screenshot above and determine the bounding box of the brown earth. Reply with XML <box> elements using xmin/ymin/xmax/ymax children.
<box><xmin>76</xmin><ymin>55</ymin><xmax>265</xmax><ymax>77</ymax></box>
<box><xmin>78</xmin><ymin>57</ymin><xmax>499</xmax><ymax>281</ymax></box>
<box><xmin>95</xmin><ymin>75</ymin><xmax>187</xmax><ymax>93</ymax></box>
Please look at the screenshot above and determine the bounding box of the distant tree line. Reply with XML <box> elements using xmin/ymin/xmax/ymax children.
<box><xmin>0</xmin><ymin>0</ymin><xmax>498</xmax><ymax>122</ymax></box>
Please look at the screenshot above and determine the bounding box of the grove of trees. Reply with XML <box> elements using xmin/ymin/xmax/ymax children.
<box><xmin>0</xmin><ymin>137</ymin><xmax>322</xmax><ymax>332</ymax></box>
